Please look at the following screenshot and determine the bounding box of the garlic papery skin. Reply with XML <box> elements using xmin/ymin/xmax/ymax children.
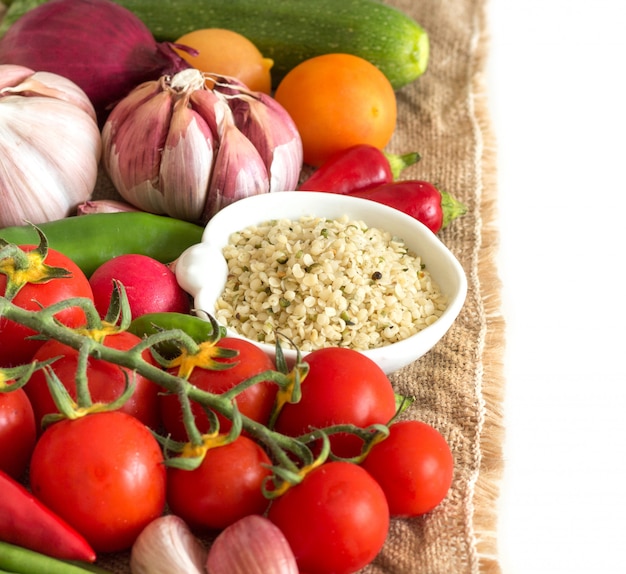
<box><xmin>0</xmin><ymin>64</ymin><xmax>101</xmax><ymax>228</ymax></box>
<box><xmin>102</xmin><ymin>68</ymin><xmax>303</xmax><ymax>225</ymax></box>
<box><xmin>76</xmin><ymin>199</ymin><xmax>141</xmax><ymax>215</ymax></box>
<box><xmin>130</xmin><ymin>515</ymin><xmax>207</xmax><ymax>574</ymax></box>
<box><xmin>206</xmin><ymin>514</ymin><xmax>299</xmax><ymax>574</ymax></box>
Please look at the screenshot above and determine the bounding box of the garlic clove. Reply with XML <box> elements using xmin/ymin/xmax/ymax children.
<box><xmin>103</xmin><ymin>89</ymin><xmax>174</xmax><ymax>214</ymax></box>
<box><xmin>215</xmin><ymin>79</ymin><xmax>303</xmax><ymax>193</ymax></box>
<box><xmin>254</xmin><ymin>92</ymin><xmax>303</xmax><ymax>190</ymax></box>
<box><xmin>202</xmin><ymin>112</ymin><xmax>270</xmax><ymax>222</ymax></box>
<box><xmin>159</xmin><ymin>96</ymin><xmax>216</xmax><ymax>222</ymax></box>
<box><xmin>188</xmin><ymin>87</ymin><xmax>227</xmax><ymax>137</ymax></box>
<box><xmin>206</xmin><ymin>514</ymin><xmax>299</xmax><ymax>574</ymax></box>
<box><xmin>130</xmin><ymin>515</ymin><xmax>207</xmax><ymax>574</ymax></box>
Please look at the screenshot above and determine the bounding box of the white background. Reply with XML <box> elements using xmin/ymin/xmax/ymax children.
<box><xmin>487</xmin><ymin>1</ymin><xmax>626</xmax><ymax>572</ymax></box>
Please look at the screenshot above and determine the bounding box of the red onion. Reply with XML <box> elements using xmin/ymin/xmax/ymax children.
<box><xmin>0</xmin><ymin>0</ymin><xmax>190</xmax><ymax>123</ymax></box>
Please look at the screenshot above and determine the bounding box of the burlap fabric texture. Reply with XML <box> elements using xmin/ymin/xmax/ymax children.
<box><xmin>2</xmin><ymin>0</ymin><xmax>505</xmax><ymax>571</ymax></box>
<box><xmin>359</xmin><ymin>1</ymin><xmax>505</xmax><ymax>572</ymax></box>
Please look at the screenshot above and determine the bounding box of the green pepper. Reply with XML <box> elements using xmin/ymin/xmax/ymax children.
<box><xmin>0</xmin><ymin>213</ymin><xmax>204</xmax><ymax>277</ymax></box>
<box><xmin>0</xmin><ymin>541</ymin><xmax>112</xmax><ymax>574</ymax></box>
<box><xmin>128</xmin><ymin>311</ymin><xmax>227</xmax><ymax>357</ymax></box>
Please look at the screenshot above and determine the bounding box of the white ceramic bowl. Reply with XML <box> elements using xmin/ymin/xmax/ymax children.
<box><xmin>175</xmin><ymin>191</ymin><xmax>467</xmax><ymax>374</ymax></box>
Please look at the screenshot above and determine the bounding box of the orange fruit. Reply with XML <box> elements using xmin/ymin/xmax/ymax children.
<box><xmin>274</xmin><ymin>53</ymin><xmax>397</xmax><ymax>167</ymax></box>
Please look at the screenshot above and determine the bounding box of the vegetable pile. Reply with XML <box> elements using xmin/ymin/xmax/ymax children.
<box><xmin>0</xmin><ymin>0</ymin><xmax>468</xmax><ymax>572</ymax></box>
<box><xmin>0</xmin><ymin>231</ymin><xmax>455</xmax><ymax>573</ymax></box>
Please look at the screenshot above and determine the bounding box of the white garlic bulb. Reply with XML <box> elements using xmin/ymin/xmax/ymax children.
<box><xmin>0</xmin><ymin>64</ymin><xmax>101</xmax><ymax>227</ymax></box>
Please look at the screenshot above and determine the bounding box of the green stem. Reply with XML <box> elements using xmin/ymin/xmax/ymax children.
<box><xmin>0</xmin><ymin>296</ymin><xmax>290</xmax><ymax>440</ymax></box>
<box><xmin>176</xmin><ymin>377</ymin><xmax>204</xmax><ymax>446</ymax></box>
<box><xmin>383</xmin><ymin>150</ymin><xmax>421</xmax><ymax>179</ymax></box>
<box><xmin>0</xmin><ymin>294</ymin><xmax>391</xmax><ymax>490</ymax></box>
<box><xmin>440</xmin><ymin>188</ymin><xmax>468</xmax><ymax>229</ymax></box>
<box><xmin>74</xmin><ymin>342</ymin><xmax>94</xmax><ymax>407</ymax></box>
<box><xmin>221</xmin><ymin>369</ymin><xmax>290</xmax><ymax>401</ymax></box>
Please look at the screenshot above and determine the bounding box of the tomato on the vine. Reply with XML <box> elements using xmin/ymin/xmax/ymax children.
<box><xmin>29</xmin><ymin>411</ymin><xmax>166</xmax><ymax>553</ymax></box>
<box><xmin>167</xmin><ymin>435</ymin><xmax>272</xmax><ymax>532</ymax></box>
<box><xmin>268</xmin><ymin>461</ymin><xmax>389</xmax><ymax>574</ymax></box>
<box><xmin>0</xmin><ymin>245</ymin><xmax>93</xmax><ymax>367</ymax></box>
<box><xmin>273</xmin><ymin>347</ymin><xmax>397</xmax><ymax>458</ymax></box>
<box><xmin>362</xmin><ymin>419</ymin><xmax>454</xmax><ymax>516</ymax></box>
<box><xmin>160</xmin><ymin>337</ymin><xmax>277</xmax><ymax>441</ymax></box>
<box><xmin>0</xmin><ymin>386</ymin><xmax>36</xmax><ymax>479</ymax></box>
<box><xmin>25</xmin><ymin>331</ymin><xmax>161</xmax><ymax>431</ymax></box>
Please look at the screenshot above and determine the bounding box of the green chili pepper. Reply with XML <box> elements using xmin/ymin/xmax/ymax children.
<box><xmin>128</xmin><ymin>311</ymin><xmax>226</xmax><ymax>357</ymax></box>
<box><xmin>0</xmin><ymin>213</ymin><xmax>204</xmax><ymax>277</ymax></box>
<box><xmin>0</xmin><ymin>541</ymin><xmax>112</xmax><ymax>574</ymax></box>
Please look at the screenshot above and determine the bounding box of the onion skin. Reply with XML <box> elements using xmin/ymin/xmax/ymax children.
<box><xmin>0</xmin><ymin>0</ymin><xmax>190</xmax><ymax>123</ymax></box>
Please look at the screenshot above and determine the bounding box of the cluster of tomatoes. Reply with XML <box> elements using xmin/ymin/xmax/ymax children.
<box><xmin>0</xmin><ymin>241</ymin><xmax>454</xmax><ymax>574</ymax></box>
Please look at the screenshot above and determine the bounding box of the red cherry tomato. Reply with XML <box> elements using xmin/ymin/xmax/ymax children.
<box><xmin>0</xmin><ymin>245</ymin><xmax>94</xmax><ymax>367</ymax></box>
<box><xmin>362</xmin><ymin>419</ymin><xmax>454</xmax><ymax>516</ymax></box>
<box><xmin>160</xmin><ymin>337</ymin><xmax>277</xmax><ymax>440</ymax></box>
<box><xmin>25</xmin><ymin>331</ymin><xmax>161</xmax><ymax>431</ymax></box>
<box><xmin>268</xmin><ymin>461</ymin><xmax>389</xmax><ymax>574</ymax></box>
<box><xmin>273</xmin><ymin>347</ymin><xmax>397</xmax><ymax>458</ymax></box>
<box><xmin>0</xmin><ymin>386</ymin><xmax>36</xmax><ymax>479</ymax></box>
<box><xmin>29</xmin><ymin>411</ymin><xmax>166</xmax><ymax>553</ymax></box>
<box><xmin>167</xmin><ymin>435</ymin><xmax>272</xmax><ymax>532</ymax></box>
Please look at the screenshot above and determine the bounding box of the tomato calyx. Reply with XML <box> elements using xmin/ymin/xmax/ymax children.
<box><xmin>267</xmin><ymin>337</ymin><xmax>309</xmax><ymax>427</ymax></box>
<box><xmin>0</xmin><ymin>361</ymin><xmax>52</xmax><ymax>392</ymax></box>
<box><xmin>0</xmin><ymin>227</ymin><xmax>73</xmax><ymax>301</ymax></box>
<box><xmin>263</xmin><ymin>430</ymin><xmax>330</xmax><ymax>498</ymax></box>
<box><xmin>40</xmin><ymin>363</ymin><xmax>137</xmax><ymax>427</ymax></box>
<box><xmin>159</xmin><ymin>412</ymin><xmax>243</xmax><ymax>471</ymax></box>
<box><xmin>166</xmin><ymin>339</ymin><xmax>239</xmax><ymax>379</ymax></box>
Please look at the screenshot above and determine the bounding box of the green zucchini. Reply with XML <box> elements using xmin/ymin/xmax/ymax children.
<box><xmin>0</xmin><ymin>0</ymin><xmax>429</xmax><ymax>89</ymax></box>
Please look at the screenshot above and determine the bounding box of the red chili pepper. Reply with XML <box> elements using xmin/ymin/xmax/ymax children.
<box><xmin>297</xmin><ymin>144</ymin><xmax>420</xmax><ymax>194</ymax></box>
<box><xmin>349</xmin><ymin>180</ymin><xmax>467</xmax><ymax>234</ymax></box>
<box><xmin>0</xmin><ymin>469</ymin><xmax>96</xmax><ymax>563</ymax></box>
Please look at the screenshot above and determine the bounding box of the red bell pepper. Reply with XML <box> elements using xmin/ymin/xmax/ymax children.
<box><xmin>0</xmin><ymin>469</ymin><xmax>96</xmax><ymax>562</ymax></box>
<box><xmin>297</xmin><ymin>144</ymin><xmax>420</xmax><ymax>194</ymax></box>
<box><xmin>349</xmin><ymin>180</ymin><xmax>467</xmax><ymax>234</ymax></box>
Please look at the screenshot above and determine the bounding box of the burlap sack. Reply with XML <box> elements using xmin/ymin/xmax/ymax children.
<box><xmin>2</xmin><ymin>0</ymin><xmax>505</xmax><ymax>571</ymax></box>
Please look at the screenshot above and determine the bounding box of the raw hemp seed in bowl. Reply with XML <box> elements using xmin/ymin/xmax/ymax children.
<box><xmin>175</xmin><ymin>191</ymin><xmax>467</xmax><ymax>374</ymax></box>
<box><xmin>214</xmin><ymin>215</ymin><xmax>447</xmax><ymax>352</ymax></box>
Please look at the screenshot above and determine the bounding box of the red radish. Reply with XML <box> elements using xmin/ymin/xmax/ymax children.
<box><xmin>89</xmin><ymin>254</ymin><xmax>191</xmax><ymax>319</ymax></box>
